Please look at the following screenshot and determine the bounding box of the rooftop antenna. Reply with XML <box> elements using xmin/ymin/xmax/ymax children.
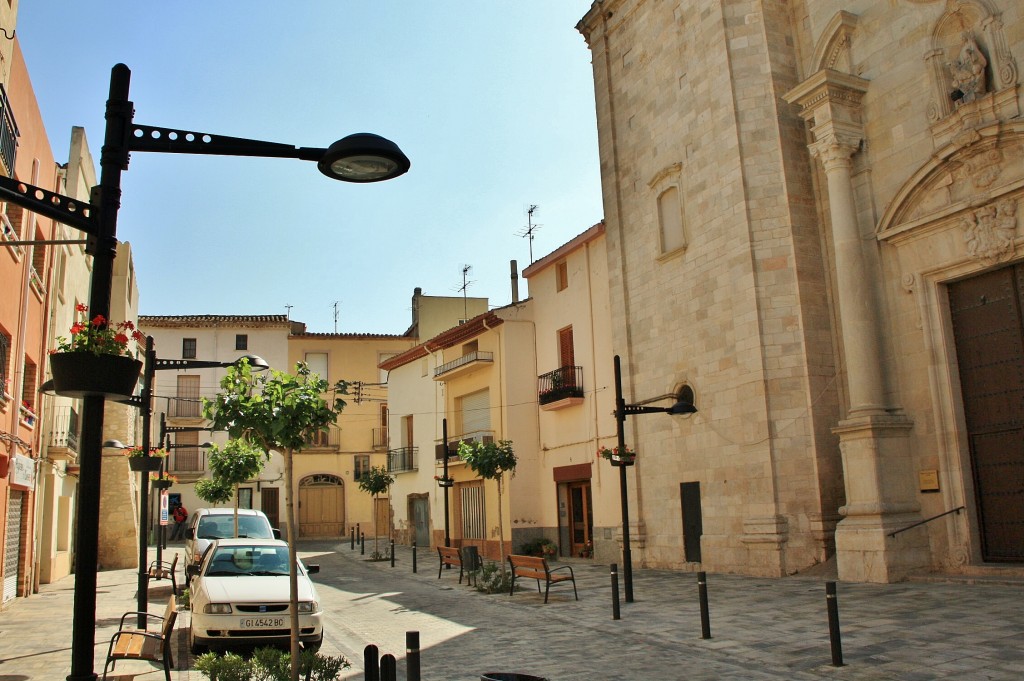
<box><xmin>456</xmin><ymin>265</ymin><xmax>474</xmax><ymax>320</ymax></box>
<box><xmin>332</xmin><ymin>301</ymin><xmax>341</xmax><ymax>333</ymax></box>
<box><xmin>285</xmin><ymin>304</ymin><xmax>293</xmax><ymax>320</ymax></box>
<box><xmin>516</xmin><ymin>204</ymin><xmax>541</xmax><ymax>263</ymax></box>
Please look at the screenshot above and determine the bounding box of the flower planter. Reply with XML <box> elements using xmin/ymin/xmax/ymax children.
<box><xmin>128</xmin><ymin>457</ymin><xmax>164</xmax><ymax>472</ymax></box>
<box><xmin>436</xmin><ymin>479</ymin><xmax>454</xmax><ymax>488</ymax></box>
<box><xmin>49</xmin><ymin>353</ymin><xmax>143</xmax><ymax>399</ymax></box>
<box><xmin>610</xmin><ymin>456</ymin><xmax>636</xmax><ymax>466</ymax></box>
<box><xmin>152</xmin><ymin>480</ymin><xmax>173</xmax><ymax>490</ymax></box>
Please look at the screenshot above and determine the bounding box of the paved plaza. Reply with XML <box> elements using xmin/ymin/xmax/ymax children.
<box><xmin>1</xmin><ymin>540</ymin><xmax>1022</xmax><ymax>680</ymax></box>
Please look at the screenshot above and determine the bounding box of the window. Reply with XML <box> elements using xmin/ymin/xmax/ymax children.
<box><xmin>463</xmin><ymin>340</ymin><xmax>478</xmax><ymax>356</ymax></box>
<box><xmin>171</xmin><ymin>431</ymin><xmax>200</xmax><ymax>472</ymax></box>
<box><xmin>182</xmin><ymin>338</ymin><xmax>197</xmax><ymax>359</ymax></box>
<box><xmin>0</xmin><ymin>330</ymin><xmax>9</xmax><ymax>397</ymax></box>
<box><xmin>457</xmin><ymin>389</ymin><xmax>491</xmax><ymax>437</ymax></box>
<box><xmin>354</xmin><ymin>454</ymin><xmax>370</xmax><ymax>481</ymax></box>
<box><xmin>459</xmin><ymin>483</ymin><xmax>485</xmax><ymax>539</ymax></box>
<box><xmin>558</xmin><ymin>326</ymin><xmax>575</xmax><ymax>368</ymax></box>
<box><xmin>305</xmin><ymin>352</ymin><xmax>328</xmax><ymax>381</ymax></box>
<box><xmin>658</xmin><ymin>185</ymin><xmax>686</xmax><ymax>254</ymax></box>
<box><xmin>235</xmin><ymin>334</ymin><xmax>248</xmax><ymax>351</ymax></box>
<box><xmin>20</xmin><ymin>359</ymin><xmax>36</xmax><ymax>411</ymax></box>
<box><xmin>173</xmin><ymin>375</ymin><xmax>201</xmax><ymax>418</ymax></box>
<box><xmin>238</xmin><ymin>488</ymin><xmax>253</xmax><ymax>510</ymax></box>
<box><xmin>556</xmin><ymin>261</ymin><xmax>569</xmax><ymax>292</ymax></box>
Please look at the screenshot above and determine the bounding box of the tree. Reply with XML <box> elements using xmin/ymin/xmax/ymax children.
<box><xmin>207</xmin><ymin>438</ymin><xmax>269</xmax><ymax>537</ymax></box>
<box><xmin>357</xmin><ymin>466</ymin><xmax>395</xmax><ymax>557</ymax></box>
<box><xmin>194</xmin><ymin>478</ymin><xmax>233</xmax><ymax>507</ymax></box>
<box><xmin>458</xmin><ymin>439</ymin><xmax>517</xmax><ymax>574</ymax></box>
<box><xmin>204</xmin><ymin>361</ymin><xmax>345</xmax><ymax>680</ymax></box>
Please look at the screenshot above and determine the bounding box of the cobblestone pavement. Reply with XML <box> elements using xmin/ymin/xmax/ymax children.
<box><xmin>1</xmin><ymin>540</ymin><xmax>1022</xmax><ymax>680</ymax></box>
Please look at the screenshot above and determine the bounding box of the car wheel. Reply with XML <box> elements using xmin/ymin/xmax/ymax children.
<box><xmin>189</xmin><ymin>623</ymin><xmax>207</xmax><ymax>656</ymax></box>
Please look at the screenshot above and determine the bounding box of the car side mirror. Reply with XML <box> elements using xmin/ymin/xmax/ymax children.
<box><xmin>273</xmin><ymin>528</ymin><xmax>282</xmax><ymax>539</ymax></box>
<box><xmin>186</xmin><ymin>564</ymin><xmax>200</xmax><ymax>579</ymax></box>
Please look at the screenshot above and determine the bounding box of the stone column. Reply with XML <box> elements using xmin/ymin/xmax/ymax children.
<box><xmin>785</xmin><ymin>71</ymin><xmax>927</xmax><ymax>582</ymax></box>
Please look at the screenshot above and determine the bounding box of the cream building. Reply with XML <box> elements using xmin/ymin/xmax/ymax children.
<box><xmin>578</xmin><ymin>0</ymin><xmax>1024</xmax><ymax>582</ymax></box>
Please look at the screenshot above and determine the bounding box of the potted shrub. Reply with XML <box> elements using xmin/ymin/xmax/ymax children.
<box><xmin>48</xmin><ymin>304</ymin><xmax>144</xmax><ymax>398</ymax></box>
<box><xmin>125</xmin><ymin>447</ymin><xmax>168</xmax><ymax>472</ymax></box>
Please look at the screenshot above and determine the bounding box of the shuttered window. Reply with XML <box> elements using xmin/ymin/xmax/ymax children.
<box><xmin>460</xmin><ymin>484</ymin><xmax>485</xmax><ymax>539</ymax></box>
<box><xmin>305</xmin><ymin>352</ymin><xmax>329</xmax><ymax>381</ymax></box>
<box><xmin>459</xmin><ymin>389</ymin><xmax>490</xmax><ymax>436</ymax></box>
<box><xmin>558</xmin><ymin>326</ymin><xmax>574</xmax><ymax>368</ymax></box>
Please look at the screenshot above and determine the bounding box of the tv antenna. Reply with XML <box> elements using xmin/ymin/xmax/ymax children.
<box><xmin>332</xmin><ymin>301</ymin><xmax>341</xmax><ymax>333</ymax></box>
<box><xmin>516</xmin><ymin>204</ymin><xmax>541</xmax><ymax>263</ymax></box>
<box><xmin>284</xmin><ymin>304</ymin><xmax>293</xmax><ymax>320</ymax></box>
<box><xmin>455</xmin><ymin>265</ymin><xmax>474</xmax><ymax>320</ymax></box>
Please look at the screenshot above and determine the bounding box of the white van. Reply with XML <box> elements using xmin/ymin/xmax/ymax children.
<box><xmin>184</xmin><ymin>507</ymin><xmax>279</xmax><ymax>565</ymax></box>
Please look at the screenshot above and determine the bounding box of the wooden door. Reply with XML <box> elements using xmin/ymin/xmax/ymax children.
<box><xmin>260</xmin><ymin>488</ymin><xmax>280</xmax><ymax>534</ymax></box>
<box><xmin>410</xmin><ymin>496</ymin><xmax>431</xmax><ymax>547</ymax></box>
<box><xmin>299</xmin><ymin>483</ymin><xmax>344</xmax><ymax>537</ymax></box>
<box><xmin>373</xmin><ymin>498</ymin><xmax>392</xmax><ymax>540</ymax></box>
<box><xmin>949</xmin><ymin>266</ymin><xmax>1024</xmax><ymax>561</ymax></box>
<box><xmin>567</xmin><ymin>482</ymin><xmax>592</xmax><ymax>557</ymax></box>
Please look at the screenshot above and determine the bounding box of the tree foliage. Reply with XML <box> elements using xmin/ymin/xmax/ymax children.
<box><xmin>458</xmin><ymin>439</ymin><xmax>517</xmax><ymax>574</ymax></box>
<box><xmin>207</xmin><ymin>437</ymin><xmax>269</xmax><ymax>536</ymax></box>
<box><xmin>194</xmin><ymin>478</ymin><xmax>233</xmax><ymax>506</ymax></box>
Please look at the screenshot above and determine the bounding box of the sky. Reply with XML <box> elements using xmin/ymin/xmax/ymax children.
<box><xmin>15</xmin><ymin>1</ymin><xmax>603</xmax><ymax>335</ymax></box>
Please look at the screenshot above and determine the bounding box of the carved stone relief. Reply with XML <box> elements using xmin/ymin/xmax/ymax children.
<box><xmin>961</xmin><ymin>197</ymin><xmax>1017</xmax><ymax>264</ymax></box>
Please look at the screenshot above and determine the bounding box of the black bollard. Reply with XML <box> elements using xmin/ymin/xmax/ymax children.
<box><xmin>412</xmin><ymin>542</ymin><xmax>417</xmax><ymax>574</ymax></box>
<box><xmin>351</xmin><ymin>527</ymin><xmax>355</xmax><ymax>550</ymax></box>
<box><xmin>380</xmin><ymin>654</ymin><xmax>397</xmax><ymax>681</ymax></box>
<box><xmin>826</xmin><ymin>581</ymin><xmax>844</xmax><ymax>666</ymax></box>
<box><xmin>357</xmin><ymin>523</ymin><xmax>361</xmax><ymax>545</ymax></box>
<box><xmin>406</xmin><ymin>631</ymin><xmax>421</xmax><ymax>681</ymax></box>
<box><xmin>697</xmin><ymin>571</ymin><xmax>712</xmax><ymax>639</ymax></box>
<box><xmin>363</xmin><ymin>644</ymin><xmax>379</xmax><ymax>681</ymax></box>
<box><xmin>611</xmin><ymin>563</ymin><xmax>621</xmax><ymax>620</ymax></box>
<box><xmin>391</xmin><ymin>539</ymin><xmax>396</xmax><ymax>567</ymax></box>
<box><xmin>361</xmin><ymin>533</ymin><xmax>366</xmax><ymax>556</ymax></box>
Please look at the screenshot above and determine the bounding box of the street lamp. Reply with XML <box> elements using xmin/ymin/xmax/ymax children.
<box><xmin>0</xmin><ymin>63</ymin><xmax>408</xmax><ymax>681</ymax></box>
<box><xmin>612</xmin><ymin>354</ymin><xmax>697</xmax><ymax>603</ymax></box>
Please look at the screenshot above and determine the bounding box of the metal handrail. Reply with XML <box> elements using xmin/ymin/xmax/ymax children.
<box><xmin>888</xmin><ymin>506</ymin><xmax>965</xmax><ymax>537</ymax></box>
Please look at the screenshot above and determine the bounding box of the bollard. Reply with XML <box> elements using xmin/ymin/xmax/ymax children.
<box><xmin>357</xmin><ymin>523</ymin><xmax>361</xmax><ymax>545</ymax></box>
<box><xmin>364</xmin><ymin>644</ymin><xmax>379</xmax><ymax>681</ymax></box>
<box><xmin>391</xmin><ymin>539</ymin><xmax>396</xmax><ymax>567</ymax></box>
<box><xmin>412</xmin><ymin>542</ymin><xmax>418</xmax><ymax>574</ymax></box>
<box><xmin>697</xmin><ymin>571</ymin><xmax>711</xmax><ymax>639</ymax></box>
<box><xmin>380</xmin><ymin>654</ymin><xmax>397</xmax><ymax>681</ymax></box>
<box><xmin>826</xmin><ymin>581</ymin><xmax>844</xmax><ymax>666</ymax></box>
<box><xmin>361</xmin><ymin>533</ymin><xmax>366</xmax><ymax>555</ymax></box>
<box><xmin>406</xmin><ymin>631</ymin><xmax>421</xmax><ymax>681</ymax></box>
<box><xmin>351</xmin><ymin>527</ymin><xmax>355</xmax><ymax>550</ymax></box>
<box><xmin>610</xmin><ymin>563</ymin><xmax>620</xmax><ymax>620</ymax></box>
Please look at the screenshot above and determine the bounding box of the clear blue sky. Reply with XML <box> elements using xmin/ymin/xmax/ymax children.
<box><xmin>16</xmin><ymin>1</ymin><xmax>602</xmax><ymax>334</ymax></box>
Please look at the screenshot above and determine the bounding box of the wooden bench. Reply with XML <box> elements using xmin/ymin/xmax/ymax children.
<box><xmin>147</xmin><ymin>552</ymin><xmax>179</xmax><ymax>595</ymax></box>
<box><xmin>508</xmin><ymin>554</ymin><xmax>578</xmax><ymax>604</ymax></box>
<box><xmin>437</xmin><ymin>546</ymin><xmax>464</xmax><ymax>583</ymax></box>
<box><xmin>102</xmin><ymin>594</ymin><xmax>177</xmax><ymax>681</ymax></box>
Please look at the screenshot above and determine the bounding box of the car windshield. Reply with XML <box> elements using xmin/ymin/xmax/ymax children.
<box><xmin>196</xmin><ymin>515</ymin><xmax>272</xmax><ymax>540</ymax></box>
<box><xmin>204</xmin><ymin>545</ymin><xmax>291</xmax><ymax>577</ymax></box>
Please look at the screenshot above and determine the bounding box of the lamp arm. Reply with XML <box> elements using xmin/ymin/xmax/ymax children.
<box><xmin>154</xmin><ymin>358</ymin><xmax>228</xmax><ymax>371</ymax></box>
<box><xmin>0</xmin><ymin>175</ymin><xmax>98</xmax><ymax>235</ymax></box>
<box><xmin>128</xmin><ymin>123</ymin><xmax>326</xmax><ymax>161</ymax></box>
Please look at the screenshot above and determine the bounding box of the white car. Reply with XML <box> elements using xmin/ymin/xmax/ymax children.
<box><xmin>184</xmin><ymin>507</ymin><xmax>278</xmax><ymax>566</ymax></box>
<box><xmin>187</xmin><ymin>538</ymin><xmax>323</xmax><ymax>654</ymax></box>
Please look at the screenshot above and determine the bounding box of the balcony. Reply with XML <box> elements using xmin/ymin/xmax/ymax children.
<box><xmin>302</xmin><ymin>426</ymin><xmax>341</xmax><ymax>451</ymax></box>
<box><xmin>169</xmin><ymin>447</ymin><xmax>205</xmax><ymax>475</ymax></box>
<box><xmin>48</xmin><ymin>405</ymin><xmax>80</xmax><ymax>460</ymax></box>
<box><xmin>0</xmin><ymin>84</ymin><xmax>19</xmax><ymax>176</ymax></box>
<box><xmin>167</xmin><ymin>397</ymin><xmax>203</xmax><ymax>419</ymax></box>
<box><xmin>1</xmin><ymin>212</ymin><xmax>22</xmax><ymax>259</ymax></box>
<box><xmin>388</xmin><ymin>446</ymin><xmax>418</xmax><ymax>474</ymax></box>
<box><xmin>435</xmin><ymin>430</ymin><xmax>494</xmax><ymax>461</ymax></box>
<box><xmin>433</xmin><ymin>351</ymin><xmax>493</xmax><ymax>380</ymax></box>
<box><xmin>538</xmin><ymin>365</ymin><xmax>584</xmax><ymax>410</ymax></box>
<box><xmin>372</xmin><ymin>426</ymin><xmax>388</xmax><ymax>450</ymax></box>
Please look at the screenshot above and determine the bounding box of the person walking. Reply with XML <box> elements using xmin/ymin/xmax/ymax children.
<box><xmin>171</xmin><ymin>503</ymin><xmax>188</xmax><ymax>541</ymax></box>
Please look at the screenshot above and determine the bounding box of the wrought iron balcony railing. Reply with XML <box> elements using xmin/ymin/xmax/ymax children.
<box><xmin>167</xmin><ymin>397</ymin><xmax>203</xmax><ymax>418</ymax></box>
<box><xmin>435</xmin><ymin>430</ymin><xmax>494</xmax><ymax>461</ymax></box>
<box><xmin>0</xmin><ymin>84</ymin><xmax>19</xmax><ymax>176</ymax></box>
<box><xmin>372</xmin><ymin>426</ymin><xmax>388</xmax><ymax>450</ymax></box>
<box><xmin>434</xmin><ymin>350</ymin><xmax>493</xmax><ymax>378</ymax></box>
<box><xmin>538</xmin><ymin>365</ymin><xmax>584</xmax><ymax>405</ymax></box>
<box><xmin>388</xmin><ymin>446</ymin><xmax>418</xmax><ymax>473</ymax></box>
<box><xmin>303</xmin><ymin>425</ymin><xmax>341</xmax><ymax>450</ymax></box>
<box><xmin>49</xmin><ymin>405</ymin><xmax>80</xmax><ymax>453</ymax></box>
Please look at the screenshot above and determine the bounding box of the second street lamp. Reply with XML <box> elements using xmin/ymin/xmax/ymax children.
<box><xmin>612</xmin><ymin>354</ymin><xmax>697</xmax><ymax>603</ymax></box>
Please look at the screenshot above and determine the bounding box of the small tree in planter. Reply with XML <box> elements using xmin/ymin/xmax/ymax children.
<box><xmin>207</xmin><ymin>437</ymin><xmax>269</xmax><ymax>537</ymax></box>
<box><xmin>458</xmin><ymin>439</ymin><xmax>517</xmax><ymax>575</ymax></box>
<box><xmin>357</xmin><ymin>466</ymin><xmax>395</xmax><ymax>558</ymax></box>
<box><xmin>194</xmin><ymin>477</ymin><xmax>234</xmax><ymax>507</ymax></box>
<box><xmin>204</xmin><ymin>361</ymin><xmax>346</xmax><ymax>681</ymax></box>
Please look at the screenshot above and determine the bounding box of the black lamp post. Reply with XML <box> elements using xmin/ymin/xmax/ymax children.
<box><xmin>0</xmin><ymin>64</ymin><xmax>408</xmax><ymax>681</ymax></box>
<box><xmin>612</xmin><ymin>354</ymin><xmax>697</xmax><ymax>603</ymax></box>
<box><xmin>441</xmin><ymin>418</ymin><xmax>452</xmax><ymax>548</ymax></box>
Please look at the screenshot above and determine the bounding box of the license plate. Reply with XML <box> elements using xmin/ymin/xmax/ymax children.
<box><xmin>241</xmin><ymin>617</ymin><xmax>284</xmax><ymax>628</ymax></box>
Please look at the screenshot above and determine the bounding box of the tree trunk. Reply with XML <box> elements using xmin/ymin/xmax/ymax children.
<box><xmin>284</xmin><ymin>447</ymin><xmax>300</xmax><ymax>681</ymax></box>
<box><xmin>497</xmin><ymin>474</ymin><xmax>506</xmax><ymax>577</ymax></box>
<box><xmin>233</xmin><ymin>483</ymin><xmax>240</xmax><ymax>537</ymax></box>
<box><xmin>373</xmin><ymin>493</ymin><xmax>380</xmax><ymax>556</ymax></box>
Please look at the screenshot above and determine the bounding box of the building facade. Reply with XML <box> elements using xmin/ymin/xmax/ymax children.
<box><xmin>578</xmin><ymin>0</ymin><xmax>1024</xmax><ymax>581</ymax></box>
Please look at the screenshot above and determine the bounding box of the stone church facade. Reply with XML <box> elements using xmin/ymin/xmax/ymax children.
<box><xmin>578</xmin><ymin>0</ymin><xmax>1023</xmax><ymax>582</ymax></box>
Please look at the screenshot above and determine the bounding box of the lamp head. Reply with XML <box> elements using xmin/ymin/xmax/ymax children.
<box><xmin>667</xmin><ymin>385</ymin><xmax>697</xmax><ymax>415</ymax></box>
<box><xmin>236</xmin><ymin>354</ymin><xmax>270</xmax><ymax>372</ymax></box>
<box><xmin>318</xmin><ymin>133</ymin><xmax>410</xmax><ymax>183</ymax></box>
<box><xmin>38</xmin><ymin>379</ymin><xmax>55</xmax><ymax>395</ymax></box>
<box><xmin>103</xmin><ymin>439</ymin><xmax>129</xmax><ymax>449</ymax></box>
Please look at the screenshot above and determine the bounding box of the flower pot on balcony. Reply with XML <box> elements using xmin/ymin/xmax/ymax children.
<box><xmin>128</xmin><ymin>457</ymin><xmax>163</xmax><ymax>472</ymax></box>
<box><xmin>49</xmin><ymin>353</ymin><xmax>143</xmax><ymax>399</ymax></box>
